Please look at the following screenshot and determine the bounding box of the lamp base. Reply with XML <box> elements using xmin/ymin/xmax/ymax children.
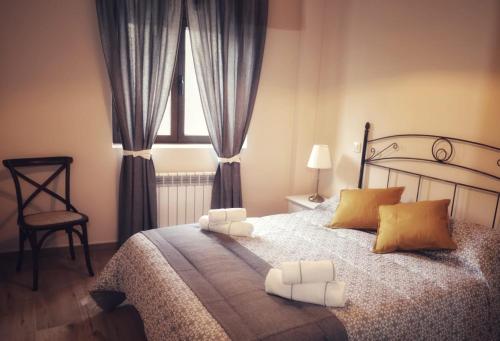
<box><xmin>308</xmin><ymin>193</ymin><xmax>325</xmax><ymax>203</ymax></box>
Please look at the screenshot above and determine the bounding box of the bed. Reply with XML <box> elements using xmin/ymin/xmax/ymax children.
<box><xmin>92</xmin><ymin>123</ymin><xmax>500</xmax><ymax>340</ymax></box>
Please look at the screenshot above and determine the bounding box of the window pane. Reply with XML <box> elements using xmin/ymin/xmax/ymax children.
<box><xmin>157</xmin><ymin>95</ymin><xmax>171</xmax><ymax>136</ymax></box>
<box><xmin>184</xmin><ymin>29</ymin><xmax>209</xmax><ymax>136</ymax></box>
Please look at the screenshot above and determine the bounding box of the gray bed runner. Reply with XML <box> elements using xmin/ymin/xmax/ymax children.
<box><xmin>142</xmin><ymin>225</ymin><xmax>347</xmax><ymax>341</ymax></box>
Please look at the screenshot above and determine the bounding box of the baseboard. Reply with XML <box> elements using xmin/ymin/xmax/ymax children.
<box><xmin>0</xmin><ymin>241</ymin><xmax>118</xmax><ymax>258</ymax></box>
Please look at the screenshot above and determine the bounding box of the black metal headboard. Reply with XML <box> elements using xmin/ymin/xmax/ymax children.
<box><xmin>357</xmin><ymin>122</ymin><xmax>500</xmax><ymax>228</ymax></box>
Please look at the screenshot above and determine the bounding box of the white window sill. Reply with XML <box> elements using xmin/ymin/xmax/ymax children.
<box><xmin>112</xmin><ymin>141</ymin><xmax>247</xmax><ymax>150</ymax></box>
<box><xmin>112</xmin><ymin>143</ymin><xmax>213</xmax><ymax>149</ymax></box>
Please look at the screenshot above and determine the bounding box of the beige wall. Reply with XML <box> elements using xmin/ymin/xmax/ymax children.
<box><xmin>0</xmin><ymin>0</ymin><xmax>120</xmax><ymax>252</ymax></box>
<box><xmin>288</xmin><ymin>0</ymin><xmax>326</xmax><ymax>195</ymax></box>
<box><xmin>0</xmin><ymin>0</ymin><xmax>321</xmax><ymax>252</ymax></box>
<box><xmin>314</xmin><ymin>0</ymin><xmax>500</xmax><ymax>227</ymax></box>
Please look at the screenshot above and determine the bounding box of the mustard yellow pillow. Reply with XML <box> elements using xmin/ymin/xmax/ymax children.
<box><xmin>373</xmin><ymin>199</ymin><xmax>457</xmax><ymax>254</ymax></box>
<box><xmin>329</xmin><ymin>187</ymin><xmax>404</xmax><ymax>230</ymax></box>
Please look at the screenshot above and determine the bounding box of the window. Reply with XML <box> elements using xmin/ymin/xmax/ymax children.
<box><xmin>112</xmin><ymin>16</ymin><xmax>210</xmax><ymax>144</ymax></box>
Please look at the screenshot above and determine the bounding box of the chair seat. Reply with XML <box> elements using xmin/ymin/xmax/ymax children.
<box><xmin>24</xmin><ymin>210</ymin><xmax>87</xmax><ymax>227</ymax></box>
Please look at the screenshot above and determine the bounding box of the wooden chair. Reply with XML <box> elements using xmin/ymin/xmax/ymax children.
<box><xmin>3</xmin><ymin>156</ymin><xmax>94</xmax><ymax>290</ymax></box>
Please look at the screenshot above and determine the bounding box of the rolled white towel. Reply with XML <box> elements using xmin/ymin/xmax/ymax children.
<box><xmin>281</xmin><ymin>260</ymin><xmax>335</xmax><ymax>285</ymax></box>
<box><xmin>199</xmin><ymin>215</ymin><xmax>209</xmax><ymax>229</ymax></box>
<box><xmin>208</xmin><ymin>208</ymin><xmax>247</xmax><ymax>223</ymax></box>
<box><xmin>198</xmin><ymin>215</ymin><xmax>253</xmax><ymax>237</ymax></box>
<box><xmin>265</xmin><ymin>268</ymin><xmax>346</xmax><ymax>307</ymax></box>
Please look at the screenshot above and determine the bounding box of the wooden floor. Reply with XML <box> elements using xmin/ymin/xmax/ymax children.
<box><xmin>0</xmin><ymin>246</ymin><xmax>147</xmax><ymax>341</ymax></box>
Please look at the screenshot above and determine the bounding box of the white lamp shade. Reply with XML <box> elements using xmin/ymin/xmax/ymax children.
<box><xmin>307</xmin><ymin>145</ymin><xmax>332</xmax><ymax>169</ymax></box>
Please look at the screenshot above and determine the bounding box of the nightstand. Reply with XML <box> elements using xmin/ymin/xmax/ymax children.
<box><xmin>285</xmin><ymin>195</ymin><xmax>320</xmax><ymax>212</ymax></box>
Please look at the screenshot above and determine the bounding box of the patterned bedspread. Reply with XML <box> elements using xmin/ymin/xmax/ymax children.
<box><xmin>93</xmin><ymin>206</ymin><xmax>500</xmax><ymax>340</ymax></box>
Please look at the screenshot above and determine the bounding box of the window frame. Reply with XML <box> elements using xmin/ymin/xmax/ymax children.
<box><xmin>112</xmin><ymin>14</ymin><xmax>211</xmax><ymax>145</ymax></box>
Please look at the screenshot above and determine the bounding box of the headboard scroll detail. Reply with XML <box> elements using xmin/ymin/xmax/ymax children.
<box><xmin>358</xmin><ymin>122</ymin><xmax>500</xmax><ymax>228</ymax></box>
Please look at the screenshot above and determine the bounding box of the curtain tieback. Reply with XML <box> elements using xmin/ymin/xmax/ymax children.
<box><xmin>123</xmin><ymin>149</ymin><xmax>152</xmax><ymax>160</ymax></box>
<box><xmin>218</xmin><ymin>154</ymin><xmax>241</xmax><ymax>164</ymax></box>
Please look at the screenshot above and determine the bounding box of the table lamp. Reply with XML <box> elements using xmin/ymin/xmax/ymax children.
<box><xmin>307</xmin><ymin>144</ymin><xmax>332</xmax><ymax>202</ymax></box>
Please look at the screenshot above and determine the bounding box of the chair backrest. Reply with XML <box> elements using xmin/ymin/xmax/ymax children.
<box><xmin>2</xmin><ymin>157</ymin><xmax>76</xmax><ymax>225</ymax></box>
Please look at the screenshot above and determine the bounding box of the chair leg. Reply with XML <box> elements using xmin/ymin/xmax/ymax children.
<box><xmin>81</xmin><ymin>224</ymin><xmax>94</xmax><ymax>276</ymax></box>
<box><xmin>67</xmin><ymin>228</ymin><xmax>76</xmax><ymax>260</ymax></box>
<box><xmin>28</xmin><ymin>231</ymin><xmax>39</xmax><ymax>291</ymax></box>
<box><xmin>16</xmin><ymin>229</ymin><xmax>25</xmax><ymax>272</ymax></box>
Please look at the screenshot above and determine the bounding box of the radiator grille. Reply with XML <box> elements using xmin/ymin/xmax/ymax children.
<box><xmin>156</xmin><ymin>172</ymin><xmax>215</xmax><ymax>227</ymax></box>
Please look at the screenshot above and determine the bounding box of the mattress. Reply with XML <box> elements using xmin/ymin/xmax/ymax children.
<box><xmin>93</xmin><ymin>206</ymin><xmax>500</xmax><ymax>340</ymax></box>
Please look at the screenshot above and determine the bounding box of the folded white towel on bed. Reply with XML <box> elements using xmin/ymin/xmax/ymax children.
<box><xmin>199</xmin><ymin>215</ymin><xmax>209</xmax><ymax>228</ymax></box>
<box><xmin>198</xmin><ymin>215</ymin><xmax>253</xmax><ymax>237</ymax></box>
<box><xmin>281</xmin><ymin>260</ymin><xmax>336</xmax><ymax>285</ymax></box>
<box><xmin>208</xmin><ymin>208</ymin><xmax>247</xmax><ymax>223</ymax></box>
<box><xmin>265</xmin><ymin>268</ymin><xmax>346</xmax><ymax>307</ymax></box>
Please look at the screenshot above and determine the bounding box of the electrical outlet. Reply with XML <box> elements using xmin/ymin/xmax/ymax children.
<box><xmin>353</xmin><ymin>142</ymin><xmax>361</xmax><ymax>153</ymax></box>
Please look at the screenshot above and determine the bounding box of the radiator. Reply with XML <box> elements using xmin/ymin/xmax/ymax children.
<box><xmin>156</xmin><ymin>172</ymin><xmax>215</xmax><ymax>227</ymax></box>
